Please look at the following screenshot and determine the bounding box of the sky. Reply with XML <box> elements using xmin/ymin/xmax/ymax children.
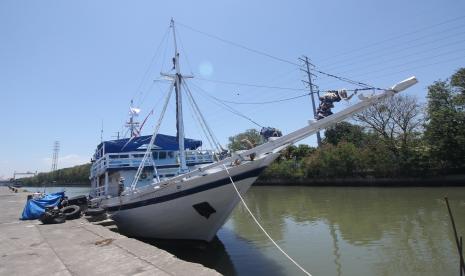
<box><xmin>1</xmin><ymin>0</ymin><xmax>465</xmax><ymax>179</ymax></box>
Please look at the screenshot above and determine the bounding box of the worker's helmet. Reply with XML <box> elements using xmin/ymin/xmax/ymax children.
<box><xmin>338</xmin><ymin>89</ymin><xmax>348</xmax><ymax>99</ymax></box>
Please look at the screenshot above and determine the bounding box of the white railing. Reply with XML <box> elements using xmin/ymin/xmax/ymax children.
<box><xmin>91</xmin><ymin>185</ymin><xmax>106</xmax><ymax>197</ymax></box>
<box><xmin>90</xmin><ymin>150</ymin><xmax>215</xmax><ymax>177</ymax></box>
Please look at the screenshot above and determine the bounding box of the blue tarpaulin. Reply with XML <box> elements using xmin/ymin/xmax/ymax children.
<box><xmin>20</xmin><ymin>192</ymin><xmax>65</xmax><ymax>220</ymax></box>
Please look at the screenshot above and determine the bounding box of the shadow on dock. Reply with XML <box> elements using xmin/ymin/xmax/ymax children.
<box><xmin>87</xmin><ymin>214</ymin><xmax>285</xmax><ymax>275</ymax></box>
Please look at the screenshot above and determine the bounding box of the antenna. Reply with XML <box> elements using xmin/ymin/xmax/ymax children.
<box><xmin>100</xmin><ymin>120</ymin><xmax>104</xmax><ymax>143</ymax></box>
<box><xmin>112</xmin><ymin>132</ymin><xmax>121</xmax><ymax>140</ymax></box>
<box><xmin>51</xmin><ymin>141</ymin><xmax>60</xmax><ymax>172</ymax></box>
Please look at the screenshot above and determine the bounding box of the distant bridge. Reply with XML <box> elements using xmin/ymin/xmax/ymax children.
<box><xmin>13</xmin><ymin>171</ymin><xmax>37</xmax><ymax>180</ymax></box>
<box><xmin>0</xmin><ymin>180</ymin><xmax>13</xmax><ymax>186</ymax></box>
<box><xmin>8</xmin><ymin>171</ymin><xmax>38</xmax><ymax>187</ymax></box>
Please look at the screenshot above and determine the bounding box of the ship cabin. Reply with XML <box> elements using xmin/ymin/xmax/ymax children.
<box><xmin>90</xmin><ymin>134</ymin><xmax>215</xmax><ymax>197</ymax></box>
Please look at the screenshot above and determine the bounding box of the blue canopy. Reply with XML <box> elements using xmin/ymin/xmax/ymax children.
<box><xmin>21</xmin><ymin>192</ymin><xmax>65</xmax><ymax>220</ymax></box>
<box><xmin>95</xmin><ymin>134</ymin><xmax>202</xmax><ymax>157</ymax></box>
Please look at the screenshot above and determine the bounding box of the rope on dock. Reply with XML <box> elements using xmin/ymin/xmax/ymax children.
<box><xmin>222</xmin><ymin>164</ymin><xmax>312</xmax><ymax>276</ymax></box>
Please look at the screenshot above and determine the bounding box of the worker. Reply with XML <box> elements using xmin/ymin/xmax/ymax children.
<box><xmin>316</xmin><ymin>89</ymin><xmax>354</xmax><ymax>120</ymax></box>
<box><xmin>260</xmin><ymin>127</ymin><xmax>283</xmax><ymax>140</ymax></box>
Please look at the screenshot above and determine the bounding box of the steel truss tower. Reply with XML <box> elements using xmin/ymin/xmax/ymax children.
<box><xmin>51</xmin><ymin>141</ymin><xmax>60</xmax><ymax>172</ymax></box>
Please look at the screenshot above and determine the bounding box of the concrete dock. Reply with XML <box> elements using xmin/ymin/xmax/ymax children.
<box><xmin>0</xmin><ymin>187</ymin><xmax>220</xmax><ymax>276</ymax></box>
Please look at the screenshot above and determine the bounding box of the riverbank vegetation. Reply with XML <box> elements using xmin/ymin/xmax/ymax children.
<box><xmin>244</xmin><ymin>68</ymin><xmax>465</xmax><ymax>181</ymax></box>
<box><xmin>20</xmin><ymin>163</ymin><xmax>91</xmax><ymax>186</ymax></box>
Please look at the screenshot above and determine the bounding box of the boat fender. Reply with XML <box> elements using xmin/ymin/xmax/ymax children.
<box><xmin>39</xmin><ymin>208</ymin><xmax>66</xmax><ymax>224</ymax></box>
<box><xmin>61</xmin><ymin>205</ymin><xmax>81</xmax><ymax>220</ymax></box>
<box><xmin>85</xmin><ymin>208</ymin><xmax>106</xmax><ymax>216</ymax></box>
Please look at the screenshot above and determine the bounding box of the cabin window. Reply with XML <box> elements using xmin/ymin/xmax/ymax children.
<box><xmin>167</xmin><ymin>151</ymin><xmax>174</xmax><ymax>159</ymax></box>
<box><xmin>159</xmin><ymin>152</ymin><xmax>166</xmax><ymax>159</ymax></box>
<box><xmin>119</xmin><ymin>154</ymin><xmax>129</xmax><ymax>158</ymax></box>
<box><xmin>109</xmin><ymin>155</ymin><xmax>119</xmax><ymax>159</ymax></box>
<box><xmin>133</xmin><ymin>154</ymin><xmax>144</xmax><ymax>158</ymax></box>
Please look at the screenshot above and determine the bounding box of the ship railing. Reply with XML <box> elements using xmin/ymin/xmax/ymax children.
<box><xmin>185</xmin><ymin>150</ymin><xmax>215</xmax><ymax>164</ymax></box>
<box><xmin>91</xmin><ymin>185</ymin><xmax>106</xmax><ymax>197</ymax></box>
<box><xmin>91</xmin><ymin>150</ymin><xmax>215</xmax><ymax>177</ymax></box>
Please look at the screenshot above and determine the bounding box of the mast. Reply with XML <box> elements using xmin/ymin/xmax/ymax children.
<box><xmin>126</xmin><ymin>100</ymin><xmax>140</xmax><ymax>138</ymax></box>
<box><xmin>171</xmin><ymin>19</ymin><xmax>188</xmax><ymax>172</ymax></box>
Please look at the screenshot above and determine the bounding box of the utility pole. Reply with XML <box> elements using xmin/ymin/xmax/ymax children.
<box><xmin>299</xmin><ymin>56</ymin><xmax>322</xmax><ymax>146</ymax></box>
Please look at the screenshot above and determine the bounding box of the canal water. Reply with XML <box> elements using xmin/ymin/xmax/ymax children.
<box><xmin>22</xmin><ymin>186</ymin><xmax>91</xmax><ymax>198</ymax></box>
<box><xmin>24</xmin><ymin>186</ymin><xmax>465</xmax><ymax>275</ymax></box>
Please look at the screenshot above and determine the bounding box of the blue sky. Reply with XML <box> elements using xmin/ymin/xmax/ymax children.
<box><xmin>1</xmin><ymin>0</ymin><xmax>464</xmax><ymax>179</ymax></box>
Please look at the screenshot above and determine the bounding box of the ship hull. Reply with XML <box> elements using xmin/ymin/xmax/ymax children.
<box><xmin>102</xmin><ymin>153</ymin><xmax>279</xmax><ymax>242</ymax></box>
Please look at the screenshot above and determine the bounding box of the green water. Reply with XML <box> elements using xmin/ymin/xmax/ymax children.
<box><xmin>25</xmin><ymin>185</ymin><xmax>465</xmax><ymax>275</ymax></box>
<box><xmin>156</xmin><ymin>186</ymin><xmax>465</xmax><ymax>276</ymax></box>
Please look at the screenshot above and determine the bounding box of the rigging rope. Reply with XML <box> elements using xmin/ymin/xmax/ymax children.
<box><xmin>190</xmin><ymin>82</ymin><xmax>264</xmax><ymax>128</ymax></box>
<box><xmin>132</xmin><ymin>26</ymin><xmax>171</xmax><ymax>106</ymax></box>
<box><xmin>182</xmin><ymin>82</ymin><xmax>222</xmax><ymax>153</ymax></box>
<box><xmin>183</xmin><ymin>82</ymin><xmax>224</xmax><ymax>151</ymax></box>
<box><xmin>215</xmin><ymin>92</ymin><xmax>312</xmax><ymax>105</ymax></box>
<box><xmin>184</xmin><ymin>92</ymin><xmax>218</xmax><ymax>152</ymax></box>
<box><xmin>172</xmin><ymin>21</ymin><xmax>398</xmax><ymax>107</ymax></box>
<box><xmin>222</xmin><ymin>164</ymin><xmax>312</xmax><ymax>276</ymax></box>
<box><xmin>130</xmin><ymin>83</ymin><xmax>174</xmax><ymax>191</ymax></box>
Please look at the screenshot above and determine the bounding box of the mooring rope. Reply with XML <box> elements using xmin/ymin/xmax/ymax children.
<box><xmin>222</xmin><ymin>164</ymin><xmax>312</xmax><ymax>276</ymax></box>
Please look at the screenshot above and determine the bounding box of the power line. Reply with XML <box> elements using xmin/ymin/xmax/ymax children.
<box><xmin>317</xmin><ymin>15</ymin><xmax>465</xmax><ymax>63</ymax></box>
<box><xmin>316</xmin><ymin>53</ymin><xmax>465</xmax><ymax>89</ymax></box>
<box><xmin>198</xmin><ymin>67</ymin><xmax>301</xmax><ymax>108</ymax></box>
<box><xmin>312</xmin><ymin>67</ymin><xmax>378</xmax><ymax>89</ymax></box>
<box><xmin>196</xmin><ymin>77</ymin><xmax>306</xmax><ymax>91</ymax></box>
<box><xmin>321</xmin><ymin>24</ymin><xmax>465</xmax><ymax>71</ymax></box>
<box><xmin>325</xmin><ymin>38</ymin><xmax>465</xmax><ymax>78</ymax></box>
<box><xmin>212</xmin><ymin>92</ymin><xmax>312</xmax><ymax>105</ymax></box>
<box><xmin>177</xmin><ymin>21</ymin><xmax>381</xmax><ymax>91</ymax></box>
<box><xmin>324</xmin><ymin>47</ymin><xmax>465</xmax><ymax>83</ymax></box>
<box><xmin>177</xmin><ymin>21</ymin><xmax>300</xmax><ymax>67</ymax></box>
<box><xmin>189</xmin><ymin>82</ymin><xmax>264</xmax><ymax>127</ymax></box>
<box><xmin>351</xmin><ymin>55</ymin><xmax>465</xmax><ymax>83</ymax></box>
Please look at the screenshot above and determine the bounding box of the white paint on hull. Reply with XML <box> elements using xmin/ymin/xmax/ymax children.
<box><xmin>104</xmin><ymin>153</ymin><xmax>279</xmax><ymax>241</ymax></box>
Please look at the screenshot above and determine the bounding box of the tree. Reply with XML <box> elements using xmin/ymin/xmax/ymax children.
<box><xmin>281</xmin><ymin>144</ymin><xmax>315</xmax><ymax>161</ymax></box>
<box><xmin>451</xmin><ymin>68</ymin><xmax>465</xmax><ymax>94</ymax></box>
<box><xmin>424</xmin><ymin>68</ymin><xmax>465</xmax><ymax>169</ymax></box>
<box><xmin>21</xmin><ymin>163</ymin><xmax>91</xmax><ymax>186</ymax></box>
<box><xmin>305</xmin><ymin>142</ymin><xmax>364</xmax><ymax>178</ymax></box>
<box><xmin>354</xmin><ymin>94</ymin><xmax>424</xmax><ymax>172</ymax></box>
<box><xmin>227</xmin><ymin>129</ymin><xmax>264</xmax><ymax>152</ymax></box>
<box><xmin>324</xmin><ymin>122</ymin><xmax>365</xmax><ymax>147</ymax></box>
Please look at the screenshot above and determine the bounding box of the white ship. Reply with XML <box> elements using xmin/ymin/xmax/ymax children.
<box><xmin>89</xmin><ymin>19</ymin><xmax>418</xmax><ymax>242</ymax></box>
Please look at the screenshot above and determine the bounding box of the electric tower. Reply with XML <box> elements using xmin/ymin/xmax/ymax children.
<box><xmin>51</xmin><ymin>141</ymin><xmax>60</xmax><ymax>172</ymax></box>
